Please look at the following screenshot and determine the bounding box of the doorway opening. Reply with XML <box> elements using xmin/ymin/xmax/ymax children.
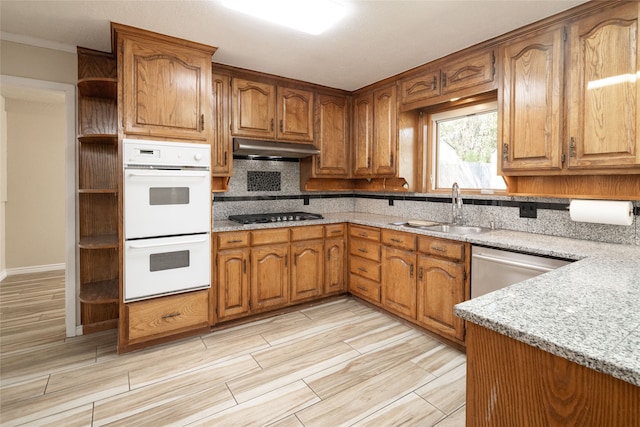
<box><xmin>1</xmin><ymin>74</ymin><xmax>77</xmax><ymax>337</ymax></box>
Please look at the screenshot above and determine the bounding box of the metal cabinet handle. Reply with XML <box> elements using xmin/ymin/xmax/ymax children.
<box><xmin>358</xmin><ymin>248</ymin><xmax>368</xmax><ymax>253</ymax></box>
<box><xmin>391</xmin><ymin>238</ymin><xmax>402</xmax><ymax>243</ymax></box>
<box><xmin>243</xmin><ymin>259</ymin><xmax>247</xmax><ymax>273</ymax></box>
<box><xmin>502</xmin><ymin>143</ymin><xmax>509</xmax><ymax>162</ymax></box>
<box><xmin>418</xmin><ymin>266</ymin><xmax>423</xmax><ymax>280</ymax></box>
<box><xmin>432</xmin><ymin>246</ymin><xmax>446</xmax><ymax>252</ymax></box>
<box><xmin>410</xmin><ymin>264</ymin><xmax>414</xmax><ymax>278</ymax></box>
<box><xmin>161</xmin><ymin>312</ymin><xmax>181</xmax><ymax>319</ymax></box>
<box><xmin>358</xmin><ymin>267</ymin><xmax>368</xmax><ymax>272</ymax></box>
<box><xmin>271</xmin><ymin>118</ymin><xmax>274</xmax><ymax>131</ymax></box>
<box><xmin>357</xmin><ymin>286</ymin><xmax>367</xmax><ymax>292</ymax></box>
<box><xmin>227</xmin><ymin>239</ymin><xmax>243</xmax><ymax>243</ymax></box>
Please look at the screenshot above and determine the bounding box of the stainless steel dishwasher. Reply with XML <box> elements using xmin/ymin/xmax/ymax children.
<box><xmin>471</xmin><ymin>246</ymin><xmax>572</xmax><ymax>298</ymax></box>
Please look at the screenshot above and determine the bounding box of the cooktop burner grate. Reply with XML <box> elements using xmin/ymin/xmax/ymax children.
<box><xmin>228</xmin><ymin>211</ymin><xmax>324</xmax><ymax>224</ymax></box>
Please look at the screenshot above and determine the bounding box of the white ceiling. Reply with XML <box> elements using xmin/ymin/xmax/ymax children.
<box><xmin>1</xmin><ymin>0</ymin><xmax>588</xmax><ymax>91</ymax></box>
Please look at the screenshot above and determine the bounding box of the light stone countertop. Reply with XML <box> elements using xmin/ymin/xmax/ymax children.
<box><xmin>213</xmin><ymin>211</ymin><xmax>640</xmax><ymax>386</ymax></box>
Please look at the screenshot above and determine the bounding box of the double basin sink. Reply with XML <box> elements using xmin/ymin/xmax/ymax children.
<box><xmin>390</xmin><ymin>221</ymin><xmax>491</xmax><ymax>235</ymax></box>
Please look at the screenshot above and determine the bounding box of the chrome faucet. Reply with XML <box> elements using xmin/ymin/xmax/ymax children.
<box><xmin>452</xmin><ymin>182</ymin><xmax>463</xmax><ymax>225</ymax></box>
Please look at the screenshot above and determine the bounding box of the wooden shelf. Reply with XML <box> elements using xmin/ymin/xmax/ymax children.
<box><xmin>78</xmin><ymin>189</ymin><xmax>118</xmax><ymax>194</ymax></box>
<box><xmin>79</xmin><ymin>279</ymin><xmax>119</xmax><ymax>304</ymax></box>
<box><xmin>78</xmin><ymin>78</ymin><xmax>117</xmax><ymax>99</ymax></box>
<box><xmin>79</xmin><ymin>234</ymin><xmax>119</xmax><ymax>249</ymax></box>
<box><xmin>78</xmin><ymin>134</ymin><xmax>118</xmax><ymax>145</ymax></box>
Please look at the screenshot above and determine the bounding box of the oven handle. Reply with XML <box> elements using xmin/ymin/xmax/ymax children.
<box><xmin>128</xmin><ymin>237</ymin><xmax>208</xmax><ymax>249</ymax></box>
<box><xmin>125</xmin><ymin>170</ymin><xmax>209</xmax><ymax>178</ymax></box>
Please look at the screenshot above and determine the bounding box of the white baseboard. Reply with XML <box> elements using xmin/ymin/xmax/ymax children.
<box><xmin>0</xmin><ymin>270</ymin><xmax>7</xmax><ymax>281</ymax></box>
<box><xmin>6</xmin><ymin>263</ymin><xmax>65</xmax><ymax>276</ymax></box>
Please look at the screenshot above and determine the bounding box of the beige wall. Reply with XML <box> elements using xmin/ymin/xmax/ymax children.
<box><xmin>4</xmin><ymin>97</ymin><xmax>66</xmax><ymax>269</ymax></box>
<box><xmin>1</xmin><ymin>96</ymin><xmax>7</xmax><ymax>276</ymax></box>
<box><xmin>1</xmin><ymin>40</ymin><xmax>77</xmax><ymax>84</ymax></box>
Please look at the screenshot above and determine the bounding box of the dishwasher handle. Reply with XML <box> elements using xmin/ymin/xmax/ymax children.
<box><xmin>472</xmin><ymin>253</ymin><xmax>556</xmax><ymax>274</ymax></box>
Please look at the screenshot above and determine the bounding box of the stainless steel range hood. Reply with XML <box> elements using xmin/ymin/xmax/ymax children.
<box><xmin>233</xmin><ymin>138</ymin><xmax>320</xmax><ymax>158</ymax></box>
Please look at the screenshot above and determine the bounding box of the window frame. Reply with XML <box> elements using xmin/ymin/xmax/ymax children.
<box><xmin>423</xmin><ymin>96</ymin><xmax>507</xmax><ymax>195</ymax></box>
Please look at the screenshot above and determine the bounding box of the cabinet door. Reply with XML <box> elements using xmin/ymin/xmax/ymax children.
<box><xmin>216</xmin><ymin>248</ymin><xmax>249</xmax><ymax>320</ymax></box>
<box><xmin>232</xmin><ymin>78</ymin><xmax>276</xmax><ymax>139</ymax></box>
<box><xmin>501</xmin><ymin>27</ymin><xmax>564</xmax><ymax>172</ymax></box>
<box><xmin>381</xmin><ymin>246</ymin><xmax>416</xmax><ymax>319</ymax></box>
<box><xmin>325</xmin><ymin>236</ymin><xmax>346</xmax><ymax>294</ymax></box>
<box><xmin>250</xmin><ymin>244</ymin><xmax>289</xmax><ymax>311</ymax></box>
<box><xmin>314</xmin><ymin>93</ymin><xmax>350</xmax><ymax>177</ymax></box>
<box><xmin>120</xmin><ymin>35</ymin><xmax>212</xmax><ymax>141</ymax></box>
<box><xmin>567</xmin><ymin>3</ymin><xmax>640</xmax><ymax>170</ymax></box>
<box><xmin>417</xmin><ymin>255</ymin><xmax>465</xmax><ymax>341</ymax></box>
<box><xmin>277</xmin><ymin>87</ymin><xmax>314</xmax><ymax>142</ymax></box>
<box><xmin>441</xmin><ymin>49</ymin><xmax>496</xmax><ymax>96</ymax></box>
<box><xmin>399</xmin><ymin>70</ymin><xmax>440</xmax><ymax>105</ymax></box>
<box><xmin>211</xmin><ymin>73</ymin><xmax>232</xmax><ymax>176</ymax></box>
<box><xmin>352</xmin><ymin>92</ymin><xmax>374</xmax><ymax>176</ymax></box>
<box><xmin>372</xmin><ymin>85</ymin><xmax>397</xmax><ymax>176</ymax></box>
<box><xmin>290</xmin><ymin>240</ymin><xmax>324</xmax><ymax>302</ymax></box>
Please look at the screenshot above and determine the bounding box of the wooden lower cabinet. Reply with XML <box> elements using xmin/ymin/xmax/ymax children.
<box><xmin>290</xmin><ymin>239</ymin><xmax>324</xmax><ymax>302</ymax></box>
<box><xmin>381</xmin><ymin>246</ymin><xmax>417</xmax><ymax>319</ymax></box>
<box><xmin>466</xmin><ymin>323</ymin><xmax>640</xmax><ymax>426</ymax></box>
<box><xmin>216</xmin><ymin>248</ymin><xmax>250</xmax><ymax>321</ymax></box>
<box><xmin>325</xmin><ymin>236</ymin><xmax>346</xmax><ymax>294</ymax></box>
<box><xmin>250</xmin><ymin>243</ymin><xmax>289</xmax><ymax>312</ymax></box>
<box><xmin>125</xmin><ymin>290</ymin><xmax>209</xmax><ymax>346</ymax></box>
<box><xmin>417</xmin><ymin>254</ymin><xmax>465</xmax><ymax>342</ymax></box>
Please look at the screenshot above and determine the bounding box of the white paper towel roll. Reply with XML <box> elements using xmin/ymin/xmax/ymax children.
<box><xmin>569</xmin><ymin>200</ymin><xmax>633</xmax><ymax>226</ymax></box>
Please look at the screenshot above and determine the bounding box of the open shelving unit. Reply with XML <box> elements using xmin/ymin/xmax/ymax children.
<box><xmin>77</xmin><ymin>47</ymin><xmax>120</xmax><ymax>333</ymax></box>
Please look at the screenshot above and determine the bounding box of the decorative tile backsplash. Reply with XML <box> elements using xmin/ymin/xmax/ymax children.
<box><xmin>247</xmin><ymin>171</ymin><xmax>281</xmax><ymax>191</ymax></box>
<box><xmin>213</xmin><ymin>159</ymin><xmax>639</xmax><ymax>245</ymax></box>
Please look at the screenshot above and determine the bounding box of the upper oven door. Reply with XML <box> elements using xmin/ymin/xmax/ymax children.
<box><xmin>124</xmin><ymin>167</ymin><xmax>211</xmax><ymax>239</ymax></box>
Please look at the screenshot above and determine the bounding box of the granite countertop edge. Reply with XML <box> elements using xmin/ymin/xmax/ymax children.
<box><xmin>213</xmin><ymin>211</ymin><xmax>640</xmax><ymax>386</ymax></box>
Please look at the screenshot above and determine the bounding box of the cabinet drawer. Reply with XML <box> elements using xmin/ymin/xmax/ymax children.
<box><xmin>325</xmin><ymin>223</ymin><xmax>345</xmax><ymax>238</ymax></box>
<box><xmin>349</xmin><ymin>225</ymin><xmax>381</xmax><ymax>241</ymax></box>
<box><xmin>127</xmin><ymin>290</ymin><xmax>209</xmax><ymax>343</ymax></box>
<box><xmin>251</xmin><ymin>228</ymin><xmax>289</xmax><ymax>245</ymax></box>
<box><xmin>291</xmin><ymin>225</ymin><xmax>324</xmax><ymax>241</ymax></box>
<box><xmin>350</xmin><ymin>238</ymin><xmax>380</xmax><ymax>262</ymax></box>
<box><xmin>381</xmin><ymin>229</ymin><xmax>416</xmax><ymax>251</ymax></box>
<box><xmin>350</xmin><ymin>256</ymin><xmax>380</xmax><ymax>282</ymax></box>
<box><xmin>349</xmin><ymin>274</ymin><xmax>381</xmax><ymax>304</ymax></box>
<box><xmin>216</xmin><ymin>231</ymin><xmax>250</xmax><ymax>249</ymax></box>
<box><xmin>418</xmin><ymin>237</ymin><xmax>465</xmax><ymax>261</ymax></box>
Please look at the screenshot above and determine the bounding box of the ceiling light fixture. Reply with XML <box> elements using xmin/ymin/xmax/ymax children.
<box><xmin>221</xmin><ymin>0</ymin><xmax>346</xmax><ymax>35</ymax></box>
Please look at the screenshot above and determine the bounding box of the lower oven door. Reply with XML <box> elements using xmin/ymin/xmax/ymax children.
<box><xmin>124</xmin><ymin>167</ymin><xmax>210</xmax><ymax>239</ymax></box>
<box><xmin>124</xmin><ymin>233</ymin><xmax>211</xmax><ymax>302</ymax></box>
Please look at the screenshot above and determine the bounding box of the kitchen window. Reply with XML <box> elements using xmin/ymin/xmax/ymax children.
<box><xmin>427</xmin><ymin>100</ymin><xmax>506</xmax><ymax>193</ymax></box>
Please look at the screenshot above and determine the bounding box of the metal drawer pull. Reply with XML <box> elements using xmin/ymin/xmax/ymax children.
<box><xmin>357</xmin><ymin>286</ymin><xmax>367</xmax><ymax>291</ymax></box>
<box><xmin>391</xmin><ymin>238</ymin><xmax>402</xmax><ymax>243</ymax></box>
<box><xmin>227</xmin><ymin>239</ymin><xmax>243</xmax><ymax>243</ymax></box>
<box><xmin>331</xmin><ymin>230</ymin><xmax>341</xmax><ymax>234</ymax></box>
<box><xmin>359</xmin><ymin>233</ymin><xmax>368</xmax><ymax>237</ymax></box>
<box><xmin>358</xmin><ymin>248</ymin><xmax>368</xmax><ymax>253</ymax></box>
<box><xmin>161</xmin><ymin>312</ymin><xmax>181</xmax><ymax>319</ymax></box>
<box><xmin>358</xmin><ymin>267</ymin><xmax>368</xmax><ymax>272</ymax></box>
<box><xmin>432</xmin><ymin>246</ymin><xmax>446</xmax><ymax>252</ymax></box>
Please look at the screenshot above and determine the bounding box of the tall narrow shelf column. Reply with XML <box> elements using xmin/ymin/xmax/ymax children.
<box><xmin>77</xmin><ymin>47</ymin><xmax>120</xmax><ymax>333</ymax></box>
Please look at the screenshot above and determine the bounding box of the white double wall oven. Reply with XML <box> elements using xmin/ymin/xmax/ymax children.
<box><xmin>123</xmin><ymin>139</ymin><xmax>211</xmax><ymax>302</ymax></box>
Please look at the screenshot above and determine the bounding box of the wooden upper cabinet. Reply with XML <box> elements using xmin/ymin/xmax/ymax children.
<box><xmin>211</xmin><ymin>73</ymin><xmax>231</xmax><ymax>176</ymax></box>
<box><xmin>441</xmin><ymin>49</ymin><xmax>496</xmax><ymax>96</ymax></box>
<box><xmin>399</xmin><ymin>48</ymin><xmax>496</xmax><ymax>109</ymax></box>
<box><xmin>277</xmin><ymin>87</ymin><xmax>314</xmax><ymax>142</ymax></box>
<box><xmin>373</xmin><ymin>85</ymin><xmax>398</xmax><ymax>176</ymax></box>
<box><xmin>500</xmin><ymin>26</ymin><xmax>564</xmax><ymax>172</ymax></box>
<box><xmin>352</xmin><ymin>92</ymin><xmax>374</xmax><ymax>176</ymax></box>
<box><xmin>566</xmin><ymin>2</ymin><xmax>640</xmax><ymax>171</ymax></box>
<box><xmin>352</xmin><ymin>84</ymin><xmax>397</xmax><ymax>177</ymax></box>
<box><xmin>231</xmin><ymin>78</ymin><xmax>276</xmax><ymax>139</ymax></box>
<box><xmin>313</xmin><ymin>93</ymin><xmax>350</xmax><ymax>177</ymax></box>
<box><xmin>399</xmin><ymin>69</ymin><xmax>440</xmax><ymax>105</ymax></box>
<box><xmin>115</xmin><ymin>24</ymin><xmax>215</xmax><ymax>142</ymax></box>
<box><xmin>231</xmin><ymin>77</ymin><xmax>314</xmax><ymax>143</ymax></box>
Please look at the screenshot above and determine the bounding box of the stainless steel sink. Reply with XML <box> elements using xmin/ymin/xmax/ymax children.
<box><xmin>424</xmin><ymin>224</ymin><xmax>490</xmax><ymax>234</ymax></box>
<box><xmin>391</xmin><ymin>221</ymin><xmax>491</xmax><ymax>235</ymax></box>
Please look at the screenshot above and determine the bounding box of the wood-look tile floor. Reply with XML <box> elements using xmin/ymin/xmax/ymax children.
<box><xmin>1</xmin><ymin>271</ymin><xmax>466</xmax><ymax>426</ymax></box>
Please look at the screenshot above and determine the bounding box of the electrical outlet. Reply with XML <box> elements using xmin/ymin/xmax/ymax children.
<box><xmin>519</xmin><ymin>203</ymin><xmax>537</xmax><ymax>218</ymax></box>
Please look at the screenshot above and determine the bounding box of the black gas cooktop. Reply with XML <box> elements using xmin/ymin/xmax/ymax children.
<box><xmin>228</xmin><ymin>211</ymin><xmax>324</xmax><ymax>225</ymax></box>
